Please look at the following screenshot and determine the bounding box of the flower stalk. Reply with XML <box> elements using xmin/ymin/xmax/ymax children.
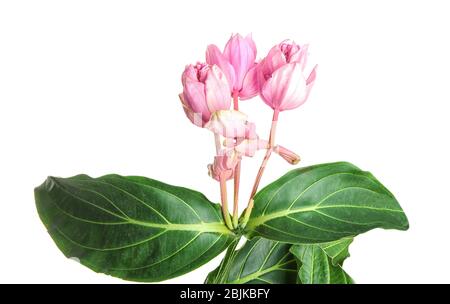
<box><xmin>241</xmin><ymin>109</ymin><xmax>279</xmax><ymax>227</ymax></box>
<box><xmin>232</xmin><ymin>90</ymin><xmax>241</xmax><ymax>228</ymax></box>
<box><xmin>219</xmin><ymin>173</ymin><xmax>234</xmax><ymax>230</ymax></box>
<box><xmin>232</xmin><ymin>162</ymin><xmax>240</xmax><ymax>228</ymax></box>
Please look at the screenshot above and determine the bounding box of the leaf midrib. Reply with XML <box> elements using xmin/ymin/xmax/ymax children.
<box><xmin>128</xmin><ymin>218</ymin><xmax>233</xmax><ymax>234</ymax></box>
<box><xmin>246</xmin><ymin>203</ymin><xmax>404</xmax><ymax>230</ymax></box>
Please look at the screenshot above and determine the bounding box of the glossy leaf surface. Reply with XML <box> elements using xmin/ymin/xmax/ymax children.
<box><xmin>245</xmin><ymin>162</ymin><xmax>409</xmax><ymax>243</ymax></box>
<box><xmin>35</xmin><ymin>174</ymin><xmax>235</xmax><ymax>282</ymax></box>
<box><xmin>206</xmin><ymin>237</ymin><xmax>297</xmax><ymax>284</ymax></box>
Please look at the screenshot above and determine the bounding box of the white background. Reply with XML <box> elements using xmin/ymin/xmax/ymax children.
<box><xmin>1</xmin><ymin>0</ymin><xmax>449</xmax><ymax>284</ymax></box>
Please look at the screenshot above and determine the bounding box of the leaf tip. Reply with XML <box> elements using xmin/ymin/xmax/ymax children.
<box><xmin>399</xmin><ymin>213</ymin><xmax>410</xmax><ymax>231</ymax></box>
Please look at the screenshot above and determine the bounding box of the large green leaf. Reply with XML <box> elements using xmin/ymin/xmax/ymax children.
<box><xmin>319</xmin><ymin>237</ymin><xmax>353</xmax><ymax>266</ymax></box>
<box><xmin>205</xmin><ymin>238</ymin><xmax>241</xmax><ymax>284</ymax></box>
<box><xmin>35</xmin><ymin>174</ymin><xmax>235</xmax><ymax>282</ymax></box>
<box><xmin>290</xmin><ymin>244</ymin><xmax>353</xmax><ymax>284</ymax></box>
<box><xmin>205</xmin><ymin>237</ymin><xmax>297</xmax><ymax>284</ymax></box>
<box><xmin>245</xmin><ymin>162</ymin><xmax>409</xmax><ymax>244</ymax></box>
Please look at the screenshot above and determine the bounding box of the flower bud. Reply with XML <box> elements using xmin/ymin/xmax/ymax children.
<box><xmin>206</xmin><ymin>34</ymin><xmax>259</xmax><ymax>99</ymax></box>
<box><xmin>179</xmin><ymin>63</ymin><xmax>231</xmax><ymax>127</ymax></box>
<box><xmin>260</xmin><ymin>62</ymin><xmax>317</xmax><ymax>111</ymax></box>
<box><xmin>273</xmin><ymin>145</ymin><xmax>301</xmax><ymax>164</ymax></box>
<box><xmin>207</xmin><ymin>152</ymin><xmax>240</xmax><ymax>181</ymax></box>
<box><xmin>257</xmin><ymin>41</ymin><xmax>317</xmax><ymax>111</ymax></box>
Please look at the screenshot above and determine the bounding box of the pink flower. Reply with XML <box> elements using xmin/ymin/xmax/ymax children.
<box><xmin>205</xmin><ymin>110</ymin><xmax>257</xmax><ymax>140</ymax></box>
<box><xmin>206</xmin><ymin>110</ymin><xmax>267</xmax><ymax>180</ymax></box>
<box><xmin>179</xmin><ymin>63</ymin><xmax>231</xmax><ymax>127</ymax></box>
<box><xmin>258</xmin><ymin>41</ymin><xmax>308</xmax><ymax>82</ymax></box>
<box><xmin>258</xmin><ymin>41</ymin><xmax>317</xmax><ymax>111</ymax></box>
<box><xmin>208</xmin><ymin>151</ymin><xmax>240</xmax><ymax>181</ymax></box>
<box><xmin>206</xmin><ymin>34</ymin><xmax>259</xmax><ymax>99</ymax></box>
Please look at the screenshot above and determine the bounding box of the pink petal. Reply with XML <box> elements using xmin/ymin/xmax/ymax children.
<box><xmin>257</xmin><ymin>46</ymin><xmax>286</xmax><ymax>91</ymax></box>
<box><xmin>206</xmin><ymin>44</ymin><xmax>235</xmax><ymax>91</ymax></box>
<box><xmin>261</xmin><ymin>63</ymin><xmax>307</xmax><ymax>111</ymax></box>
<box><xmin>289</xmin><ymin>44</ymin><xmax>309</xmax><ymax>69</ymax></box>
<box><xmin>223</xmin><ymin>34</ymin><xmax>257</xmax><ymax>91</ymax></box>
<box><xmin>205</xmin><ymin>65</ymin><xmax>231</xmax><ymax>112</ymax></box>
<box><xmin>179</xmin><ymin>93</ymin><xmax>203</xmax><ymax>127</ymax></box>
<box><xmin>304</xmin><ymin>65</ymin><xmax>318</xmax><ymax>102</ymax></box>
<box><xmin>306</xmin><ymin>64</ymin><xmax>317</xmax><ymax>85</ymax></box>
<box><xmin>239</xmin><ymin>64</ymin><xmax>259</xmax><ymax>100</ymax></box>
<box><xmin>245</xmin><ymin>34</ymin><xmax>257</xmax><ymax>57</ymax></box>
<box><xmin>264</xmin><ymin>46</ymin><xmax>287</xmax><ymax>75</ymax></box>
<box><xmin>260</xmin><ymin>63</ymin><xmax>293</xmax><ymax>109</ymax></box>
<box><xmin>181</xmin><ymin>64</ymin><xmax>198</xmax><ymax>85</ymax></box>
<box><xmin>208</xmin><ymin>152</ymin><xmax>239</xmax><ymax>181</ymax></box>
<box><xmin>278</xmin><ymin>63</ymin><xmax>308</xmax><ymax>110</ymax></box>
<box><xmin>183</xmin><ymin>80</ymin><xmax>210</xmax><ymax>122</ymax></box>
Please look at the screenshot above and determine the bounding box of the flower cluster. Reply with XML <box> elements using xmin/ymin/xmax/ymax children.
<box><xmin>179</xmin><ymin>34</ymin><xmax>317</xmax><ymax>229</ymax></box>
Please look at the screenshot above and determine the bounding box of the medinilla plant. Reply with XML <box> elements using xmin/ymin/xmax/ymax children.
<box><xmin>34</xmin><ymin>34</ymin><xmax>409</xmax><ymax>284</ymax></box>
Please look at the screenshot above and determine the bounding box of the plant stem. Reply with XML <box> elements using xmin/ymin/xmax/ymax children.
<box><xmin>241</xmin><ymin>109</ymin><xmax>279</xmax><ymax>227</ymax></box>
<box><xmin>232</xmin><ymin>90</ymin><xmax>241</xmax><ymax>229</ymax></box>
<box><xmin>232</xmin><ymin>91</ymin><xmax>239</xmax><ymax>111</ymax></box>
<box><xmin>219</xmin><ymin>173</ymin><xmax>234</xmax><ymax>230</ymax></box>
<box><xmin>232</xmin><ymin>162</ymin><xmax>240</xmax><ymax>228</ymax></box>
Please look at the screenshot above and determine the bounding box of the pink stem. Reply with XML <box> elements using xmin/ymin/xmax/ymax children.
<box><xmin>242</xmin><ymin>109</ymin><xmax>280</xmax><ymax>226</ymax></box>
<box><xmin>231</xmin><ymin>90</ymin><xmax>241</xmax><ymax>228</ymax></box>
<box><xmin>248</xmin><ymin>148</ymin><xmax>273</xmax><ymax>200</ymax></box>
<box><xmin>232</xmin><ymin>91</ymin><xmax>239</xmax><ymax>111</ymax></box>
<box><xmin>232</xmin><ymin>161</ymin><xmax>241</xmax><ymax>228</ymax></box>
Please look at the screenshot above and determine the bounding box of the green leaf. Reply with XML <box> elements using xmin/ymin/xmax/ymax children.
<box><xmin>205</xmin><ymin>237</ymin><xmax>241</xmax><ymax>284</ymax></box>
<box><xmin>34</xmin><ymin>174</ymin><xmax>235</xmax><ymax>282</ymax></box>
<box><xmin>290</xmin><ymin>244</ymin><xmax>354</xmax><ymax>284</ymax></box>
<box><xmin>205</xmin><ymin>237</ymin><xmax>298</xmax><ymax>284</ymax></box>
<box><xmin>245</xmin><ymin>162</ymin><xmax>409</xmax><ymax>244</ymax></box>
<box><xmin>319</xmin><ymin>237</ymin><xmax>353</xmax><ymax>266</ymax></box>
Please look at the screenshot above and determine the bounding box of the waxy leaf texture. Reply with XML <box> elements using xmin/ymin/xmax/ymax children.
<box><xmin>206</xmin><ymin>237</ymin><xmax>297</xmax><ymax>284</ymax></box>
<box><xmin>245</xmin><ymin>162</ymin><xmax>409</xmax><ymax>243</ymax></box>
<box><xmin>35</xmin><ymin>174</ymin><xmax>235</xmax><ymax>282</ymax></box>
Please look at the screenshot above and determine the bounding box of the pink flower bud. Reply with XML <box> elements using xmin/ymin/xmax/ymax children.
<box><xmin>207</xmin><ymin>151</ymin><xmax>240</xmax><ymax>181</ymax></box>
<box><xmin>257</xmin><ymin>41</ymin><xmax>317</xmax><ymax>111</ymax></box>
<box><xmin>260</xmin><ymin>62</ymin><xmax>317</xmax><ymax>112</ymax></box>
<box><xmin>179</xmin><ymin>63</ymin><xmax>231</xmax><ymax>127</ymax></box>
<box><xmin>206</xmin><ymin>34</ymin><xmax>258</xmax><ymax>99</ymax></box>
<box><xmin>259</xmin><ymin>41</ymin><xmax>308</xmax><ymax>80</ymax></box>
<box><xmin>273</xmin><ymin>145</ymin><xmax>301</xmax><ymax>164</ymax></box>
